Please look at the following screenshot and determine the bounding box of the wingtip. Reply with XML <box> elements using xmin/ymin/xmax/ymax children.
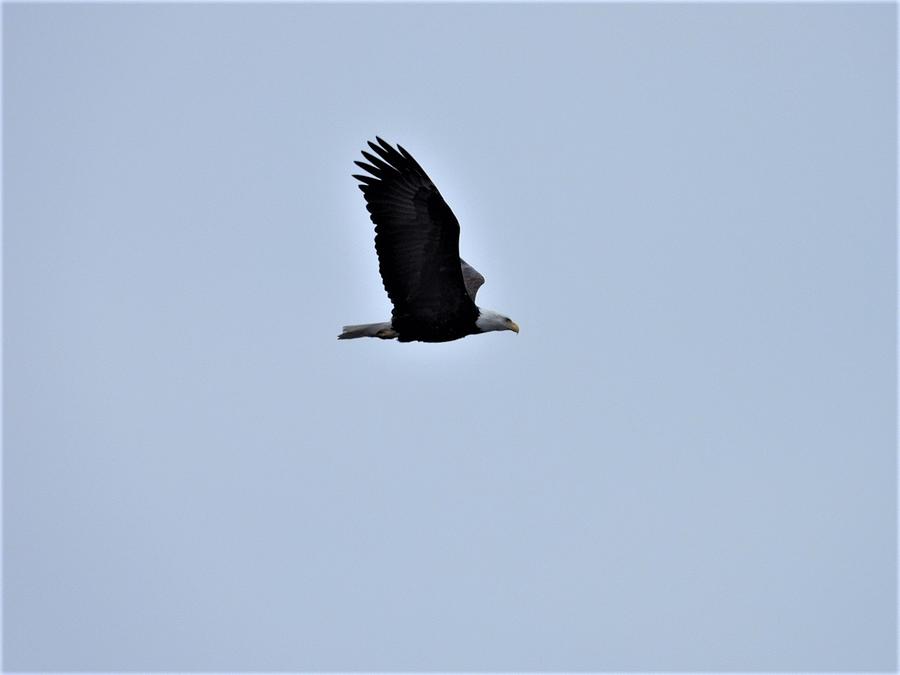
<box><xmin>378</xmin><ymin>136</ymin><xmax>402</xmax><ymax>156</ymax></box>
<box><xmin>353</xmin><ymin>160</ymin><xmax>380</xmax><ymax>175</ymax></box>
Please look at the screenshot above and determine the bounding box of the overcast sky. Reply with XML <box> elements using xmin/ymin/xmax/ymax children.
<box><xmin>4</xmin><ymin>3</ymin><xmax>896</xmax><ymax>671</ymax></box>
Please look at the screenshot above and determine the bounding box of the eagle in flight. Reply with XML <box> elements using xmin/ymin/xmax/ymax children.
<box><xmin>339</xmin><ymin>137</ymin><xmax>519</xmax><ymax>343</ymax></box>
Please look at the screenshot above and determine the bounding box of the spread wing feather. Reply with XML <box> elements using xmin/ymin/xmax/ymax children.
<box><xmin>460</xmin><ymin>259</ymin><xmax>485</xmax><ymax>301</ymax></box>
<box><xmin>353</xmin><ymin>138</ymin><xmax>477</xmax><ymax>327</ymax></box>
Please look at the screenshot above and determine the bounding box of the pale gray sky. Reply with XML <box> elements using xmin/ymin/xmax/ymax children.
<box><xmin>3</xmin><ymin>3</ymin><xmax>896</xmax><ymax>671</ymax></box>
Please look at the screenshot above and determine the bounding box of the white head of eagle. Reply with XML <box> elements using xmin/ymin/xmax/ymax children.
<box><xmin>338</xmin><ymin>137</ymin><xmax>519</xmax><ymax>344</ymax></box>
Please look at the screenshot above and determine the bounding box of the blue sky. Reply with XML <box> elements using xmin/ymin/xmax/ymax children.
<box><xmin>3</xmin><ymin>3</ymin><xmax>896</xmax><ymax>671</ymax></box>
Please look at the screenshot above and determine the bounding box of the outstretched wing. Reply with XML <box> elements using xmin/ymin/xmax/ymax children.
<box><xmin>353</xmin><ymin>138</ymin><xmax>476</xmax><ymax>324</ymax></box>
<box><xmin>460</xmin><ymin>259</ymin><xmax>485</xmax><ymax>301</ymax></box>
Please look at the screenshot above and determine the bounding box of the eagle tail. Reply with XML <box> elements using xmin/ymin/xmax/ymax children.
<box><xmin>337</xmin><ymin>322</ymin><xmax>398</xmax><ymax>340</ymax></box>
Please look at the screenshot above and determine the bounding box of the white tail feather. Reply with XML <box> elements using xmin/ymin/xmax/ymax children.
<box><xmin>338</xmin><ymin>321</ymin><xmax>396</xmax><ymax>340</ymax></box>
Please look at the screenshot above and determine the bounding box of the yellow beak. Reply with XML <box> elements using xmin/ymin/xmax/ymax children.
<box><xmin>508</xmin><ymin>320</ymin><xmax>520</xmax><ymax>334</ymax></box>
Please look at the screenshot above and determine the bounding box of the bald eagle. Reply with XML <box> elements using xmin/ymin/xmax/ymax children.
<box><xmin>339</xmin><ymin>138</ymin><xmax>519</xmax><ymax>343</ymax></box>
